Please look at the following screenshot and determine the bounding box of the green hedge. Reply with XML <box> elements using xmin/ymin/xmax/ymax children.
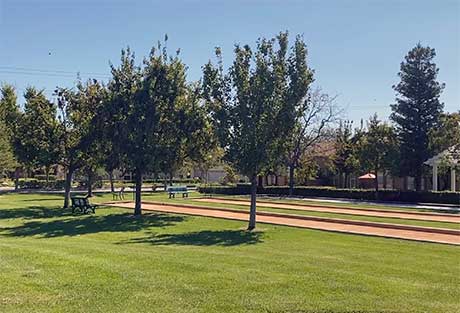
<box><xmin>18</xmin><ymin>179</ymin><xmax>67</xmax><ymax>190</ymax></box>
<box><xmin>198</xmin><ymin>185</ymin><xmax>460</xmax><ymax>205</ymax></box>
<box><xmin>102</xmin><ymin>178</ymin><xmax>201</xmax><ymax>185</ymax></box>
<box><xmin>33</xmin><ymin>175</ymin><xmax>57</xmax><ymax>181</ymax></box>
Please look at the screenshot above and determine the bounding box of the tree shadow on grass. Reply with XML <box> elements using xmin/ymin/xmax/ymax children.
<box><xmin>20</xmin><ymin>197</ymin><xmax>65</xmax><ymax>202</ymax></box>
<box><xmin>0</xmin><ymin>206</ymin><xmax>73</xmax><ymax>220</ymax></box>
<box><xmin>1</xmin><ymin>212</ymin><xmax>186</xmax><ymax>238</ymax></box>
<box><xmin>122</xmin><ymin>229</ymin><xmax>264</xmax><ymax>247</ymax></box>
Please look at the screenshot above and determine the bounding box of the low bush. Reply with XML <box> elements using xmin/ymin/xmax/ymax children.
<box><xmin>18</xmin><ymin>179</ymin><xmax>67</xmax><ymax>190</ymax></box>
<box><xmin>197</xmin><ymin>185</ymin><xmax>460</xmax><ymax>205</ymax></box>
<box><xmin>101</xmin><ymin>178</ymin><xmax>201</xmax><ymax>186</ymax></box>
<box><xmin>33</xmin><ymin>174</ymin><xmax>57</xmax><ymax>181</ymax></box>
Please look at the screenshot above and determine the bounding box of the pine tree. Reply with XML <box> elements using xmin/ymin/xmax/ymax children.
<box><xmin>13</xmin><ymin>88</ymin><xmax>60</xmax><ymax>180</ymax></box>
<box><xmin>390</xmin><ymin>43</ymin><xmax>444</xmax><ymax>191</ymax></box>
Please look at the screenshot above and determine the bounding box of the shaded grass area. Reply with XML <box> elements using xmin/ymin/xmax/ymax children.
<box><xmin>0</xmin><ymin>193</ymin><xmax>459</xmax><ymax>313</ymax></box>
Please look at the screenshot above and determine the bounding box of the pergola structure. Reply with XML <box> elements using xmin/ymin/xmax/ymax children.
<box><xmin>424</xmin><ymin>146</ymin><xmax>459</xmax><ymax>192</ymax></box>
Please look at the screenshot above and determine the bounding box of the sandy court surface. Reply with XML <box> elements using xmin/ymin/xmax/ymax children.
<box><xmin>107</xmin><ymin>202</ymin><xmax>460</xmax><ymax>245</ymax></box>
<box><xmin>193</xmin><ymin>198</ymin><xmax>460</xmax><ymax>224</ymax></box>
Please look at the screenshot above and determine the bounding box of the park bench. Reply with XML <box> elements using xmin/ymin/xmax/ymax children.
<box><xmin>71</xmin><ymin>196</ymin><xmax>98</xmax><ymax>214</ymax></box>
<box><xmin>112</xmin><ymin>187</ymin><xmax>126</xmax><ymax>200</ymax></box>
<box><xmin>167</xmin><ymin>186</ymin><xmax>189</xmax><ymax>199</ymax></box>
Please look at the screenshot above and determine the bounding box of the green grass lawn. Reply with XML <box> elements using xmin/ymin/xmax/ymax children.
<box><xmin>208</xmin><ymin>194</ymin><xmax>460</xmax><ymax>213</ymax></box>
<box><xmin>0</xmin><ymin>193</ymin><xmax>459</xmax><ymax>313</ymax></box>
<box><xmin>138</xmin><ymin>194</ymin><xmax>460</xmax><ymax>230</ymax></box>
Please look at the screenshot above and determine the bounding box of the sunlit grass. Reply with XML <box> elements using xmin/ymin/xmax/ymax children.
<box><xmin>0</xmin><ymin>193</ymin><xmax>459</xmax><ymax>313</ymax></box>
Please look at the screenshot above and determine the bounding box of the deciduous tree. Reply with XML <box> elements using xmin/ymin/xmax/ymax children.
<box><xmin>106</xmin><ymin>41</ymin><xmax>213</xmax><ymax>215</ymax></box>
<box><xmin>333</xmin><ymin>121</ymin><xmax>361</xmax><ymax>188</ymax></box>
<box><xmin>286</xmin><ymin>88</ymin><xmax>340</xmax><ymax>195</ymax></box>
<box><xmin>203</xmin><ymin>32</ymin><xmax>308</xmax><ymax>230</ymax></box>
<box><xmin>429</xmin><ymin>112</ymin><xmax>460</xmax><ymax>155</ymax></box>
<box><xmin>55</xmin><ymin>79</ymin><xmax>106</xmax><ymax>207</ymax></box>
<box><xmin>357</xmin><ymin>114</ymin><xmax>399</xmax><ymax>194</ymax></box>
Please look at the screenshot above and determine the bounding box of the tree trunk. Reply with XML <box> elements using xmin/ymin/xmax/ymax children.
<box><xmin>374</xmin><ymin>169</ymin><xmax>379</xmax><ymax>200</ymax></box>
<box><xmin>134</xmin><ymin>168</ymin><xmax>142</xmax><ymax>216</ymax></box>
<box><xmin>374</xmin><ymin>170</ymin><xmax>379</xmax><ymax>192</ymax></box>
<box><xmin>169</xmin><ymin>172</ymin><xmax>173</xmax><ymax>186</ymax></box>
<box><xmin>63</xmin><ymin>167</ymin><xmax>74</xmax><ymax>208</ymax></box>
<box><xmin>109</xmin><ymin>170</ymin><xmax>115</xmax><ymax>193</ymax></box>
<box><xmin>87</xmin><ymin>170</ymin><xmax>93</xmax><ymax>197</ymax></box>
<box><xmin>414</xmin><ymin>168</ymin><xmax>422</xmax><ymax>192</ymax></box>
<box><xmin>14</xmin><ymin>167</ymin><xmax>20</xmax><ymax>190</ymax></box>
<box><xmin>289</xmin><ymin>165</ymin><xmax>295</xmax><ymax>196</ymax></box>
<box><xmin>248</xmin><ymin>174</ymin><xmax>257</xmax><ymax>231</ymax></box>
<box><xmin>45</xmin><ymin>166</ymin><xmax>50</xmax><ymax>183</ymax></box>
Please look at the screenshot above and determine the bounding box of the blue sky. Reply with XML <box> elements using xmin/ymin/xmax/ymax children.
<box><xmin>1</xmin><ymin>0</ymin><xmax>459</xmax><ymax>122</ymax></box>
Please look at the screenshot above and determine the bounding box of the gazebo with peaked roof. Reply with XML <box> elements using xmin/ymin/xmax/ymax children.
<box><xmin>424</xmin><ymin>146</ymin><xmax>459</xmax><ymax>192</ymax></box>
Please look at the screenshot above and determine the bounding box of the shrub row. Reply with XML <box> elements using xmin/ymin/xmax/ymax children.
<box><xmin>101</xmin><ymin>178</ymin><xmax>201</xmax><ymax>185</ymax></box>
<box><xmin>33</xmin><ymin>175</ymin><xmax>57</xmax><ymax>181</ymax></box>
<box><xmin>18</xmin><ymin>179</ymin><xmax>67</xmax><ymax>190</ymax></box>
<box><xmin>198</xmin><ymin>185</ymin><xmax>460</xmax><ymax>205</ymax></box>
<box><xmin>19</xmin><ymin>179</ymin><xmax>198</xmax><ymax>190</ymax></box>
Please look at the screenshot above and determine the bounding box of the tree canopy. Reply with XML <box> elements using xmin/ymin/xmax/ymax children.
<box><xmin>55</xmin><ymin>79</ymin><xmax>106</xmax><ymax>207</ymax></box>
<box><xmin>105</xmin><ymin>42</ymin><xmax>214</xmax><ymax>215</ymax></box>
<box><xmin>203</xmin><ymin>32</ymin><xmax>313</xmax><ymax>229</ymax></box>
<box><xmin>12</xmin><ymin>87</ymin><xmax>60</xmax><ymax>178</ymax></box>
<box><xmin>357</xmin><ymin>114</ymin><xmax>399</xmax><ymax>193</ymax></box>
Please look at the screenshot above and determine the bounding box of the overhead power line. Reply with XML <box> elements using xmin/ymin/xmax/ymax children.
<box><xmin>0</xmin><ymin>66</ymin><xmax>111</xmax><ymax>78</ymax></box>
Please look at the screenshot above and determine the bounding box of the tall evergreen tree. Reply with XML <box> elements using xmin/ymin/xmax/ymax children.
<box><xmin>0</xmin><ymin>120</ymin><xmax>16</xmax><ymax>178</ymax></box>
<box><xmin>0</xmin><ymin>84</ymin><xmax>20</xmax><ymax>132</ymax></box>
<box><xmin>12</xmin><ymin>88</ymin><xmax>60</xmax><ymax>180</ymax></box>
<box><xmin>390</xmin><ymin>43</ymin><xmax>444</xmax><ymax>191</ymax></box>
<box><xmin>0</xmin><ymin>85</ymin><xmax>21</xmax><ymax>188</ymax></box>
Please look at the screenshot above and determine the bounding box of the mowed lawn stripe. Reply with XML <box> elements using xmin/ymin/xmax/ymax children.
<box><xmin>137</xmin><ymin>196</ymin><xmax>459</xmax><ymax>230</ymax></box>
<box><xmin>108</xmin><ymin>202</ymin><xmax>460</xmax><ymax>245</ymax></box>
<box><xmin>195</xmin><ymin>198</ymin><xmax>460</xmax><ymax>223</ymax></box>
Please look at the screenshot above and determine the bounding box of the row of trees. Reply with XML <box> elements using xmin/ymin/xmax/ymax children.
<box><xmin>333</xmin><ymin>43</ymin><xmax>459</xmax><ymax>193</ymax></box>
<box><xmin>1</xmin><ymin>34</ymin><xmax>458</xmax><ymax>230</ymax></box>
<box><xmin>334</xmin><ymin>110</ymin><xmax>460</xmax><ymax>190</ymax></box>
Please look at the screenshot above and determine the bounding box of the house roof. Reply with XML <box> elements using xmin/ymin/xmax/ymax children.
<box><xmin>424</xmin><ymin>146</ymin><xmax>459</xmax><ymax>166</ymax></box>
<box><xmin>358</xmin><ymin>173</ymin><xmax>376</xmax><ymax>179</ymax></box>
